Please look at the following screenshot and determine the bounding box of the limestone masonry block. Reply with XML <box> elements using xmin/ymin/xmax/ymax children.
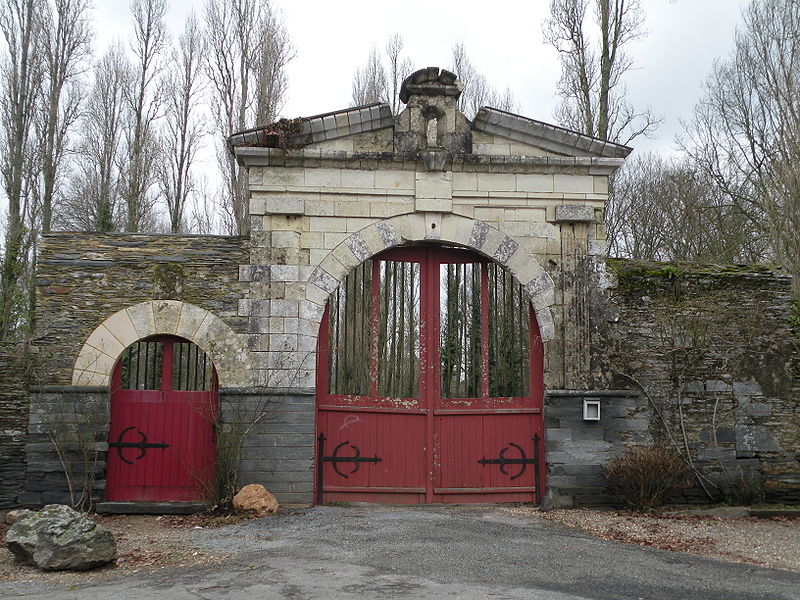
<box><xmin>304</xmin><ymin>281</ymin><xmax>329</xmax><ymax>307</ymax></box>
<box><xmin>305</xmin><ymin>168</ymin><xmax>342</xmax><ymax>188</ymax></box>
<box><xmin>334</xmin><ymin>200</ymin><xmax>368</xmax><ymax>217</ymax></box>
<box><xmin>554</xmin><ymin>205</ymin><xmax>596</xmax><ymax>223</ymax></box>
<box><xmin>323</xmin><ymin>232</ymin><xmax>348</xmax><ymax>249</ymax></box>
<box><xmin>415</xmin><ymin>172</ymin><xmax>453</xmax><ymax>200</ymax></box>
<box><xmin>272</xmin><ymin>231</ymin><xmax>301</xmax><ymax>249</ymax></box>
<box><xmin>593</xmin><ymin>176</ymin><xmax>609</xmax><ymax>195</ymax></box>
<box><xmin>517</xmin><ymin>174</ymin><xmax>555</xmax><ymax>193</ymax></box>
<box><xmin>345</xmin><ymin>231</ymin><xmax>371</xmax><ymax>262</ymax></box>
<box><xmin>305</xmin><ymin>199</ymin><xmax>334</xmax><ymax>216</ymax></box>
<box><xmin>374</xmin><ymin>220</ymin><xmax>400</xmax><ymax>247</ymax></box>
<box><xmin>331</xmin><ymin>243</ymin><xmax>360</xmax><ymax>271</ymax></box>
<box><xmin>264</xmin><ymin>168</ymin><xmax>304</xmax><ymax>187</ymax></box>
<box><xmin>126</xmin><ymin>302</ymin><xmax>155</xmax><ymax>339</ymax></box>
<box><xmin>102</xmin><ymin>309</ymin><xmax>138</xmax><ymax>348</ymax></box>
<box><xmin>416</xmin><ymin>198</ymin><xmax>452</xmax><ymax>212</ymax></box>
<box><xmin>346</xmin><ymin>217</ymin><xmax>377</xmax><ymax>233</ymax></box>
<box><xmin>452</xmin><ymin>173</ymin><xmax>477</xmax><ymax>191</ymax></box>
<box><xmin>375</xmin><ymin>170</ymin><xmax>414</xmax><ymax>190</ymax></box>
<box><xmin>300</xmin><ymin>232</ymin><xmax>324</xmax><ymax>249</ymax></box>
<box><xmin>554</xmin><ymin>174</ymin><xmax>594</xmax><ymax>194</ymax></box>
<box><xmin>152</xmin><ymin>300</ymin><xmax>182</xmax><ymax>335</ymax></box>
<box><xmin>341</xmin><ymin>170</ymin><xmax>375</xmax><ymax>188</ymax></box>
<box><xmin>309</xmin><ymin>217</ymin><xmax>345</xmax><ymax>233</ymax></box>
<box><xmin>424</xmin><ymin>213</ymin><xmax>442</xmax><ymax>240</ymax></box>
<box><xmin>477</xmin><ymin>173</ymin><xmax>516</xmax><ymax>192</ymax></box>
<box><xmin>176</xmin><ymin>305</ymin><xmax>209</xmax><ymax>341</ymax></box>
<box><xmin>266</xmin><ymin>197</ymin><xmax>304</xmax><ymax>215</ymax></box>
<box><xmin>370</xmin><ymin>202</ymin><xmax>411</xmax><ymax>218</ymax></box>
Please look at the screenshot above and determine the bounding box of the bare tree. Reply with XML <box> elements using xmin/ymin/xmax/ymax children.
<box><xmin>122</xmin><ymin>0</ymin><xmax>168</xmax><ymax>233</ymax></box>
<box><xmin>450</xmin><ymin>42</ymin><xmax>518</xmax><ymax>119</ymax></box>
<box><xmin>38</xmin><ymin>0</ymin><xmax>92</xmax><ymax>233</ymax></box>
<box><xmin>204</xmin><ymin>0</ymin><xmax>294</xmax><ymax>235</ymax></box>
<box><xmin>61</xmin><ymin>43</ymin><xmax>130</xmax><ymax>232</ymax></box>
<box><xmin>607</xmin><ymin>153</ymin><xmax>764</xmax><ymax>262</ymax></box>
<box><xmin>385</xmin><ymin>34</ymin><xmax>413</xmax><ymax>115</ymax></box>
<box><xmin>0</xmin><ymin>0</ymin><xmax>44</xmax><ymax>339</ymax></box>
<box><xmin>159</xmin><ymin>12</ymin><xmax>205</xmax><ymax>233</ymax></box>
<box><xmin>351</xmin><ymin>34</ymin><xmax>412</xmax><ymax>114</ymax></box>
<box><xmin>351</xmin><ymin>45</ymin><xmax>388</xmax><ymax>107</ymax></box>
<box><xmin>680</xmin><ymin>0</ymin><xmax>800</xmax><ymax>291</ymax></box>
<box><xmin>543</xmin><ymin>0</ymin><xmax>658</xmax><ymax>143</ymax></box>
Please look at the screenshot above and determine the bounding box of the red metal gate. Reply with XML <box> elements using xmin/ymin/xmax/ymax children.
<box><xmin>316</xmin><ymin>246</ymin><xmax>544</xmax><ymax>504</ymax></box>
<box><xmin>106</xmin><ymin>337</ymin><xmax>217</xmax><ymax>502</ymax></box>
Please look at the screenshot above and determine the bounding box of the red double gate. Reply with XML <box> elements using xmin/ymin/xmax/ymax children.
<box><xmin>316</xmin><ymin>246</ymin><xmax>544</xmax><ymax>504</ymax></box>
<box><xmin>106</xmin><ymin>337</ymin><xmax>217</xmax><ymax>502</ymax></box>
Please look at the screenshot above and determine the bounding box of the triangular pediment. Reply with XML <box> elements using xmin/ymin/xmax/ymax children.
<box><xmin>472</xmin><ymin>107</ymin><xmax>632</xmax><ymax>159</ymax></box>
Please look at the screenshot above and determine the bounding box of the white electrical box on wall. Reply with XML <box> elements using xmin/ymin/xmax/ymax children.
<box><xmin>583</xmin><ymin>398</ymin><xmax>601</xmax><ymax>421</ymax></box>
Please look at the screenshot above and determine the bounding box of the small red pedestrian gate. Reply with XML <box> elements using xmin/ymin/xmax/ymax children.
<box><xmin>106</xmin><ymin>336</ymin><xmax>217</xmax><ymax>502</ymax></box>
<box><xmin>316</xmin><ymin>246</ymin><xmax>544</xmax><ymax>504</ymax></box>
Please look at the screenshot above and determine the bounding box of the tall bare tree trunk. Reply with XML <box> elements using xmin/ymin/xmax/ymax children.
<box><xmin>0</xmin><ymin>0</ymin><xmax>43</xmax><ymax>339</ymax></box>
<box><xmin>544</xmin><ymin>0</ymin><xmax>656</xmax><ymax>144</ymax></box>
<box><xmin>160</xmin><ymin>12</ymin><xmax>205</xmax><ymax>233</ymax></box>
<box><xmin>123</xmin><ymin>0</ymin><xmax>167</xmax><ymax>232</ymax></box>
<box><xmin>39</xmin><ymin>0</ymin><xmax>90</xmax><ymax>233</ymax></box>
<box><xmin>204</xmin><ymin>0</ymin><xmax>293</xmax><ymax>235</ymax></box>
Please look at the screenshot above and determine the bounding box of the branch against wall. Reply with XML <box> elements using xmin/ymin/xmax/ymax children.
<box><xmin>605</xmin><ymin>262</ymin><xmax>799</xmax><ymax>503</ymax></box>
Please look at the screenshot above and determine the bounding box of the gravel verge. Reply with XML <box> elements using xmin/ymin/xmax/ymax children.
<box><xmin>513</xmin><ymin>506</ymin><xmax>800</xmax><ymax>572</ymax></box>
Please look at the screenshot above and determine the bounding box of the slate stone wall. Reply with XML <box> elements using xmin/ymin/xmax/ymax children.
<box><xmin>221</xmin><ymin>390</ymin><xmax>315</xmax><ymax>504</ymax></box>
<box><xmin>544</xmin><ymin>390</ymin><xmax>648</xmax><ymax>506</ymax></box>
<box><xmin>589</xmin><ymin>261</ymin><xmax>799</xmax><ymax>504</ymax></box>
<box><xmin>0</xmin><ymin>344</ymin><xmax>29</xmax><ymax>508</ymax></box>
<box><xmin>20</xmin><ymin>387</ymin><xmax>108</xmax><ymax>507</ymax></box>
<box><xmin>35</xmin><ymin>233</ymin><xmax>249</xmax><ymax>385</ymax></box>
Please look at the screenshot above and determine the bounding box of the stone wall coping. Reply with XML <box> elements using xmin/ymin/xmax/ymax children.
<box><xmin>229</xmin><ymin>103</ymin><xmax>395</xmax><ymax>148</ymax></box>
<box><xmin>29</xmin><ymin>385</ymin><xmax>109</xmax><ymax>393</ymax></box>
<box><xmin>41</xmin><ymin>232</ymin><xmax>248</xmax><ymax>241</ymax></box>
<box><xmin>545</xmin><ymin>389</ymin><xmax>640</xmax><ymax>397</ymax></box>
<box><xmin>235</xmin><ymin>147</ymin><xmax>625</xmax><ymax>175</ymax></box>
<box><xmin>473</xmin><ymin>107</ymin><xmax>633</xmax><ymax>159</ymax></box>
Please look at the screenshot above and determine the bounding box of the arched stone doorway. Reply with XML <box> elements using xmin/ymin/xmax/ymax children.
<box><xmin>106</xmin><ymin>336</ymin><xmax>218</xmax><ymax>502</ymax></box>
<box><xmin>315</xmin><ymin>245</ymin><xmax>545</xmax><ymax>503</ymax></box>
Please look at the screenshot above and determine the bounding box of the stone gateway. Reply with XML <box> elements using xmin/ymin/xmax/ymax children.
<box><xmin>14</xmin><ymin>67</ymin><xmax>799</xmax><ymax>510</ymax></box>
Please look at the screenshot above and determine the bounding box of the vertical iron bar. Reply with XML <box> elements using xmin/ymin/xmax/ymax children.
<box><xmin>143</xmin><ymin>341</ymin><xmax>150</xmax><ymax>389</ymax></box>
<box><xmin>398</xmin><ymin>263</ymin><xmax>406</xmax><ymax>396</ymax></box>
<box><xmin>316</xmin><ymin>433</ymin><xmax>326</xmax><ymax>505</ymax></box>
<box><xmin>533</xmin><ymin>434</ymin><xmax>541</xmax><ymax>505</ymax></box>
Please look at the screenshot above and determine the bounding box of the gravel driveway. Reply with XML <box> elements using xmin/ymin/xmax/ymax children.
<box><xmin>2</xmin><ymin>505</ymin><xmax>799</xmax><ymax>600</ymax></box>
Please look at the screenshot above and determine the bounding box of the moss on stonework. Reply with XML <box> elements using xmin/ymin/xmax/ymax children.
<box><xmin>790</xmin><ymin>300</ymin><xmax>800</xmax><ymax>333</ymax></box>
<box><xmin>606</xmin><ymin>258</ymin><xmax>780</xmax><ymax>279</ymax></box>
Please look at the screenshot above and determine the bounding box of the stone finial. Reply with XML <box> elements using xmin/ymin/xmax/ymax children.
<box><xmin>395</xmin><ymin>67</ymin><xmax>471</xmax><ymax>155</ymax></box>
<box><xmin>399</xmin><ymin>67</ymin><xmax>463</xmax><ymax>104</ymax></box>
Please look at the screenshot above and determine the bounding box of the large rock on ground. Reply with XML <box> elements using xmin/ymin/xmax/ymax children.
<box><xmin>233</xmin><ymin>484</ymin><xmax>279</xmax><ymax>517</ymax></box>
<box><xmin>6</xmin><ymin>505</ymin><xmax>116</xmax><ymax>570</ymax></box>
<box><xmin>5</xmin><ymin>509</ymin><xmax>33</xmax><ymax>525</ymax></box>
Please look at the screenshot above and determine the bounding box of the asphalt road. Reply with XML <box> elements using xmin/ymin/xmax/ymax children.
<box><xmin>3</xmin><ymin>505</ymin><xmax>799</xmax><ymax>599</ymax></box>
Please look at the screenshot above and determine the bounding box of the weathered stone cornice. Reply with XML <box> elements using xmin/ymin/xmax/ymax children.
<box><xmin>235</xmin><ymin>147</ymin><xmax>626</xmax><ymax>175</ymax></box>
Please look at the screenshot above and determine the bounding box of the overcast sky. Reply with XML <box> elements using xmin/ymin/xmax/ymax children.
<box><xmin>95</xmin><ymin>0</ymin><xmax>750</xmax><ymax>157</ymax></box>
<box><xmin>0</xmin><ymin>0</ymin><xmax>755</xmax><ymax>221</ymax></box>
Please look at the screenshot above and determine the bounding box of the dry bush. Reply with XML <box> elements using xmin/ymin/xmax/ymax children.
<box><xmin>602</xmin><ymin>446</ymin><xmax>690</xmax><ymax>510</ymax></box>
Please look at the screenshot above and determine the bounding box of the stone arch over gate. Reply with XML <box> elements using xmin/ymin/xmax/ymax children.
<box><xmin>304</xmin><ymin>213</ymin><xmax>556</xmax><ymax>344</ymax></box>
<box><xmin>72</xmin><ymin>300</ymin><xmax>252</xmax><ymax>388</ymax></box>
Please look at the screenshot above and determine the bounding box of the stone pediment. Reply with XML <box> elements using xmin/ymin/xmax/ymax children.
<box><xmin>229</xmin><ymin>66</ymin><xmax>632</xmax><ymax>162</ymax></box>
<box><xmin>472</xmin><ymin>107</ymin><xmax>632</xmax><ymax>159</ymax></box>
